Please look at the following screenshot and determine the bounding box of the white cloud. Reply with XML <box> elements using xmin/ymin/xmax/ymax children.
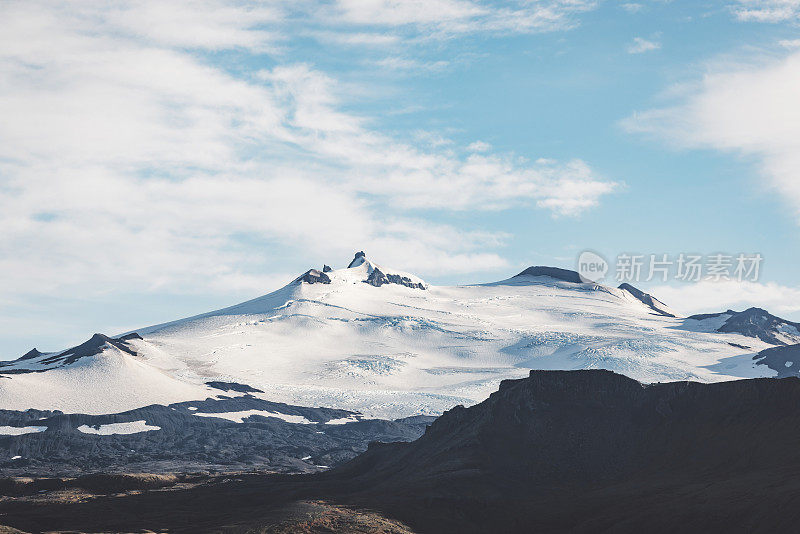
<box><xmin>779</xmin><ymin>38</ymin><xmax>800</xmax><ymax>48</ymax></box>
<box><xmin>623</xmin><ymin>50</ymin><xmax>800</xmax><ymax>221</ymax></box>
<box><xmin>324</xmin><ymin>0</ymin><xmax>598</xmax><ymax>36</ymax></box>
<box><xmin>373</xmin><ymin>57</ymin><xmax>451</xmax><ymax>72</ymax></box>
<box><xmin>621</xmin><ymin>3</ymin><xmax>644</xmax><ymax>13</ymax></box>
<box><xmin>104</xmin><ymin>0</ymin><xmax>284</xmax><ymax>51</ymax></box>
<box><xmin>732</xmin><ymin>0</ymin><xmax>800</xmax><ymax>22</ymax></box>
<box><xmin>651</xmin><ymin>280</ymin><xmax>800</xmax><ymax>317</ymax></box>
<box><xmin>0</xmin><ymin>0</ymin><xmax>615</xmax><ymax>303</ymax></box>
<box><xmin>627</xmin><ymin>37</ymin><xmax>660</xmax><ymax>54</ymax></box>
<box><xmin>467</xmin><ymin>141</ymin><xmax>492</xmax><ymax>152</ymax></box>
<box><xmin>313</xmin><ymin>31</ymin><xmax>401</xmax><ymax>46</ymax></box>
<box><xmin>257</xmin><ymin>63</ymin><xmax>617</xmax><ymax>214</ymax></box>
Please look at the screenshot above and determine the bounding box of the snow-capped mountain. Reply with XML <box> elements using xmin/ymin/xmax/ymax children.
<box><xmin>682</xmin><ymin>307</ymin><xmax>800</xmax><ymax>346</ymax></box>
<box><xmin>0</xmin><ymin>251</ymin><xmax>792</xmax><ymax>423</ymax></box>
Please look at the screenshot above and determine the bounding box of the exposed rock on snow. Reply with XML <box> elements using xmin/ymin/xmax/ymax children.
<box><xmin>0</xmin><ymin>396</ymin><xmax>434</xmax><ymax>476</ymax></box>
<box><xmin>347</xmin><ymin>251</ymin><xmax>368</xmax><ymax>268</ymax></box>
<box><xmin>513</xmin><ymin>266</ymin><xmax>584</xmax><ymax>283</ymax></box>
<box><xmin>365</xmin><ymin>267</ymin><xmax>426</xmax><ymax>290</ymax></box>
<box><xmin>19</xmin><ymin>349</ymin><xmax>42</xmax><ymax>361</ymax></box>
<box><xmin>1</xmin><ymin>333</ymin><xmax>143</xmax><ymax>373</ymax></box>
<box><xmin>205</xmin><ymin>381</ymin><xmax>264</xmax><ymax>394</ymax></box>
<box><xmin>344</xmin><ymin>251</ymin><xmax>427</xmax><ymax>290</ymax></box>
<box><xmin>618</xmin><ymin>283</ymin><xmax>677</xmax><ymax>317</ymax></box>
<box><xmin>684</xmin><ymin>307</ymin><xmax>800</xmax><ymax>345</ymax></box>
<box><xmin>753</xmin><ymin>343</ymin><xmax>800</xmax><ymax>377</ymax></box>
<box><xmin>294</xmin><ymin>269</ymin><xmax>331</xmax><ymax>285</ymax></box>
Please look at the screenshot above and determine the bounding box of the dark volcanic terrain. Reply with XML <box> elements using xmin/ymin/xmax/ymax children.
<box><xmin>2</xmin><ymin>370</ymin><xmax>800</xmax><ymax>533</ymax></box>
<box><xmin>0</xmin><ymin>391</ymin><xmax>433</xmax><ymax>477</ymax></box>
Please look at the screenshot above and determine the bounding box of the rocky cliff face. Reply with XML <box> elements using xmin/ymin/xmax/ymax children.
<box><xmin>314</xmin><ymin>370</ymin><xmax>800</xmax><ymax>533</ymax></box>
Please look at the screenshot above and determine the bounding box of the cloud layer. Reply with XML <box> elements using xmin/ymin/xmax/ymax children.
<box><xmin>0</xmin><ymin>0</ymin><xmax>614</xmax><ymax>301</ymax></box>
<box><xmin>732</xmin><ymin>0</ymin><xmax>800</xmax><ymax>22</ymax></box>
<box><xmin>623</xmin><ymin>49</ymin><xmax>800</xmax><ymax>221</ymax></box>
<box><xmin>652</xmin><ymin>280</ymin><xmax>800</xmax><ymax>317</ymax></box>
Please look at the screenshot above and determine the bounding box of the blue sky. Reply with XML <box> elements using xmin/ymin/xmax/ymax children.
<box><xmin>2</xmin><ymin>0</ymin><xmax>800</xmax><ymax>357</ymax></box>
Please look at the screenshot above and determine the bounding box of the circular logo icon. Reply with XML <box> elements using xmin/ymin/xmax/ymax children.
<box><xmin>577</xmin><ymin>250</ymin><xmax>608</xmax><ymax>283</ymax></box>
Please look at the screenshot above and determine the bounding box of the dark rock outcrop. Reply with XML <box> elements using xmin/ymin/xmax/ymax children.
<box><xmin>322</xmin><ymin>265</ymin><xmax>332</xmax><ymax>272</ymax></box>
<box><xmin>18</xmin><ymin>349</ymin><xmax>42</xmax><ymax>361</ymax></box>
<box><xmin>204</xmin><ymin>381</ymin><xmax>264</xmax><ymax>394</ymax></box>
<box><xmin>364</xmin><ymin>268</ymin><xmax>426</xmax><ymax>290</ymax></box>
<box><xmin>687</xmin><ymin>307</ymin><xmax>800</xmax><ymax>345</ymax></box>
<box><xmin>348</xmin><ymin>251</ymin><xmax>367</xmax><ymax>268</ymax></box>
<box><xmin>0</xmin><ymin>395</ymin><xmax>434</xmax><ymax>477</ymax></box>
<box><xmin>514</xmin><ymin>266</ymin><xmax>583</xmax><ymax>283</ymax></box>
<box><xmin>1</xmin><ymin>333</ymin><xmax>143</xmax><ymax>372</ymax></box>
<box><xmin>753</xmin><ymin>343</ymin><xmax>800</xmax><ymax>377</ymax></box>
<box><xmin>293</xmin><ymin>269</ymin><xmax>331</xmax><ymax>285</ymax></box>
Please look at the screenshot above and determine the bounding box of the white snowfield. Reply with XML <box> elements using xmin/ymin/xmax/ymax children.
<box><xmin>0</xmin><ymin>254</ymin><xmax>781</xmax><ymax>419</ymax></box>
<box><xmin>192</xmin><ymin>410</ymin><xmax>313</xmax><ymax>424</ymax></box>
<box><xmin>77</xmin><ymin>420</ymin><xmax>161</xmax><ymax>435</ymax></box>
<box><xmin>0</xmin><ymin>425</ymin><xmax>47</xmax><ymax>436</ymax></box>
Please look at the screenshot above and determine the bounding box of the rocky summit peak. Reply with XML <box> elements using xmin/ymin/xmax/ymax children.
<box><xmin>348</xmin><ymin>251</ymin><xmax>368</xmax><ymax>268</ymax></box>
<box><xmin>514</xmin><ymin>266</ymin><xmax>583</xmax><ymax>284</ymax></box>
<box><xmin>294</xmin><ymin>269</ymin><xmax>331</xmax><ymax>285</ymax></box>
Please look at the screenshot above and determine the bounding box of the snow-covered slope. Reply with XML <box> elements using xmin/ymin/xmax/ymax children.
<box><xmin>618</xmin><ymin>283</ymin><xmax>677</xmax><ymax>317</ymax></box>
<box><xmin>681</xmin><ymin>307</ymin><xmax>800</xmax><ymax>346</ymax></box>
<box><xmin>0</xmin><ymin>252</ymin><xmax>784</xmax><ymax>419</ymax></box>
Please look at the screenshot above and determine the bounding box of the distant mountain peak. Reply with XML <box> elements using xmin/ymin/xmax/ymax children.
<box><xmin>685</xmin><ymin>307</ymin><xmax>800</xmax><ymax>346</ymax></box>
<box><xmin>1</xmin><ymin>333</ymin><xmax>143</xmax><ymax>373</ymax></box>
<box><xmin>19</xmin><ymin>348</ymin><xmax>43</xmax><ymax>361</ymax></box>
<box><xmin>514</xmin><ymin>266</ymin><xmax>583</xmax><ymax>284</ymax></box>
<box><xmin>348</xmin><ymin>251</ymin><xmax>367</xmax><ymax>268</ymax></box>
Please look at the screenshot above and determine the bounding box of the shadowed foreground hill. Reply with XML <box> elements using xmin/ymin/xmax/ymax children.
<box><xmin>316</xmin><ymin>370</ymin><xmax>800</xmax><ymax>532</ymax></box>
<box><xmin>3</xmin><ymin>370</ymin><xmax>800</xmax><ymax>533</ymax></box>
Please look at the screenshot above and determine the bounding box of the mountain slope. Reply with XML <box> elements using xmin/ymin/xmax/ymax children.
<box><xmin>618</xmin><ymin>282</ymin><xmax>677</xmax><ymax>317</ymax></box>
<box><xmin>753</xmin><ymin>343</ymin><xmax>800</xmax><ymax>377</ymax></box>
<box><xmin>0</xmin><ymin>252</ymin><xmax>785</xmax><ymax>419</ymax></box>
<box><xmin>683</xmin><ymin>307</ymin><xmax>800</xmax><ymax>346</ymax></box>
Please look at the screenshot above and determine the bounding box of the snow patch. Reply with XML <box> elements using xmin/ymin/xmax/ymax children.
<box><xmin>0</xmin><ymin>426</ymin><xmax>46</xmax><ymax>435</ymax></box>
<box><xmin>325</xmin><ymin>415</ymin><xmax>359</xmax><ymax>425</ymax></box>
<box><xmin>193</xmin><ymin>410</ymin><xmax>313</xmax><ymax>424</ymax></box>
<box><xmin>77</xmin><ymin>420</ymin><xmax>161</xmax><ymax>435</ymax></box>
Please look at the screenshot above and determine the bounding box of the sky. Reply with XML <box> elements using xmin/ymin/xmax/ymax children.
<box><xmin>2</xmin><ymin>0</ymin><xmax>800</xmax><ymax>357</ymax></box>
